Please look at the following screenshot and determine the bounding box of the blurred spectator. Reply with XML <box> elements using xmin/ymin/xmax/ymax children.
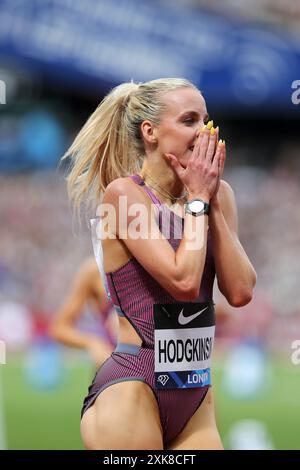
<box><xmin>0</xmin><ymin>172</ymin><xmax>91</xmax><ymax>314</ymax></box>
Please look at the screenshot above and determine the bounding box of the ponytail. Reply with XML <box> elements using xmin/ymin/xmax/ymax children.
<box><xmin>63</xmin><ymin>82</ymin><xmax>140</xmax><ymax>213</ymax></box>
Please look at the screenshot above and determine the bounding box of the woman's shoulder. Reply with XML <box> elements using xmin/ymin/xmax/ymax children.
<box><xmin>103</xmin><ymin>175</ymin><xmax>145</xmax><ymax>204</ymax></box>
<box><xmin>105</xmin><ymin>176</ymin><xmax>134</xmax><ymax>192</ymax></box>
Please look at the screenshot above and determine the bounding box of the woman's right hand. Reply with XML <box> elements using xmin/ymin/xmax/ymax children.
<box><xmin>165</xmin><ymin>124</ymin><xmax>224</xmax><ymax>202</ymax></box>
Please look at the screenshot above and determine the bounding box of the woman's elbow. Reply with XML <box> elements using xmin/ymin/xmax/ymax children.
<box><xmin>227</xmin><ymin>287</ymin><xmax>253</xmax><ymax>307</ymax></box>
<box><xmin>226</xmin><ymin>268</ymin><xmax>257</xmax><ymax>307</ymax></box>
<box><xmin>48</xmin><ymin>323</ymin><xmax>60</xmax><ymax>341</ymax></box>
<box><xmin>170</xmin><ymin>281</ymin><xmax>199</xmax><ymax>302</ymax></box>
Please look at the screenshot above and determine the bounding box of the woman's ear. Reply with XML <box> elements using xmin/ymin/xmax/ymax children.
<box><xmin>140</xmin><ymin>120</ymin><xmax>157</xmax><ymax>144</ymax></box>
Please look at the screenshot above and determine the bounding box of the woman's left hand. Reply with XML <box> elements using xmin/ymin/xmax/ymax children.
<box><xmin>210</xmin><ymin>139</ymin><xmax>226</xmax><ymax>207</ymax></box>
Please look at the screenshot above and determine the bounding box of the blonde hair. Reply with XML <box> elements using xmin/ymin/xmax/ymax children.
<box><xmin>62</xmin><ymin>77</ymin><xmax>197</xmax><ymax>213</ymax></box>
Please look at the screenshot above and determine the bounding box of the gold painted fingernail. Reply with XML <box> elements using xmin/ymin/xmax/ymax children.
<box><xmin>206</xmin><ymin>120</ymin><xmax>214</xmax><ymax>130</ymax></box>
<box><xmin>201</xmin><ymin>125</ymin><xmax>206</xmax><ymax>132</ymax></box>
<box><xmin>210</xmin><ymin>127</ymin><xmax>215</xmax><ymax>135</ymax></box>
<box><xmin>223</xmin><ymin>139</ymin><xmax>226</xmax><ymax>145</ymax></box>
<box><xmin>219</xmin><ymin>139</ymin><xmax>223</xmax><ymax>145</ymax></box>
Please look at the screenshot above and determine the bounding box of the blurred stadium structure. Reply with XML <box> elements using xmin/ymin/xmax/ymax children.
<box><xmin>163</xmin><ymin>0</ymin><xmax>300</xmax><ymax>28</ymax></box>
<box><xmin>0</xmin><ymin>0</ymin><xmax>299</xmax><ymax>450</ymax></box>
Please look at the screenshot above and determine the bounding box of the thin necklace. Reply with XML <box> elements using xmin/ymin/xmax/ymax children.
<box><xmin>140</xmin><ymin>171</ymin><xmax>188</xmax><ymax>203</ymax></box>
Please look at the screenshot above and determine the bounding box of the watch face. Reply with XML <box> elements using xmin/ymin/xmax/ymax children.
<box><xmin>189</xmin><ymin>200</ymin><xmax>205</xmax><ymax>212</ymax></box>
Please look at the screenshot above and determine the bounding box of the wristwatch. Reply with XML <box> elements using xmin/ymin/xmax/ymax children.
<box><xmin>185</xmin><ymin>198</ymin><xmax>210</xmax><ymax>216</ymax></box>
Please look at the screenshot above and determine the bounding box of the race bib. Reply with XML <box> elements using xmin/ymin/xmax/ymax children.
<box><xmin>154</xmin><ymin>301</ymin><xmax>215</xmax><ymax>389</ymax></box>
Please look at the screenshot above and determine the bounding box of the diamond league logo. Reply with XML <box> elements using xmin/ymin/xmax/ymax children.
<box><xmin>157</xmin><ymin>374</ymin><xmax>169</xmax><ymax>386</ymax></box>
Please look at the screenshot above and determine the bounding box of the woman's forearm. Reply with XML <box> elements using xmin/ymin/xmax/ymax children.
<box><xmin>209</xmin><ymin>203</ymin><xmax>256</xmax><ymax>306</ymax></box>
<box><xmin>49</xmin><ymin>321</ymin><xmax>100</xmax><ymax>349</ymax></box>
<box><xmin>175</xmin><ymin>206</ymin><xmax>209</xmax><ymax>299</ymax></box>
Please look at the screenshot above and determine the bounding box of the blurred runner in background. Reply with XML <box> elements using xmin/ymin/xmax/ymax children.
<box><xmin>49</xmin><ymin>257</ymin><xmax>117</xmax><ymax>367</ymax></box>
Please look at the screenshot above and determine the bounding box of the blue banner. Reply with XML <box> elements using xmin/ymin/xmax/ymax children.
<box><xmin>0</xmin><ymin>0</ymin><xmax>299</xmax><ymax>111</ymax></box>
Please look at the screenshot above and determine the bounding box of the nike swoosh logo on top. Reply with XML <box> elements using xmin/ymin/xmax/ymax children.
<box><xmin>178</xmin><ymin>306</ymin><xmax>209</xmax><ymax>325</ymax></box>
